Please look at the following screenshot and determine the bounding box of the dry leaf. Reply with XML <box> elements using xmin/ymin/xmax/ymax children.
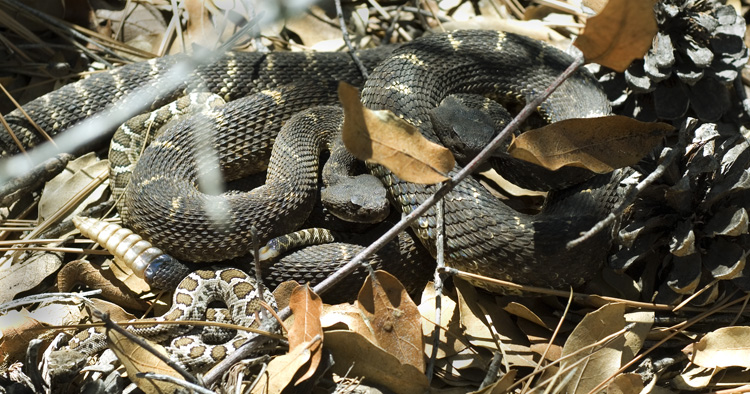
<box><xmin>339</xmin><ymin>82</ymin><xmax>455</xmax><ymax>184</ymax></box>
<box><xmin>38</xmin><ymin>152</ymin><xmax>109</xmax><ymax>221</ymax></box>
<box><xmin>288</xmin><ymin>284</ymin><xmax>323</xmax><ymax>385</ymax></box>
<box><xmin>0</xmin><ymin>310</ymin><xmax>46</xmax><ymax>368</ymax></box>
<box><xmin>455</xmin><ymin>279</ymin><xmax>535</xmax><ymax>368</ymax></box>
<box><xmin>252</xmin><ymin>343</ymin><xmax>313</xmax><ymax>394</ymax></box>
<box><xmin>498</xmin><ymin>296</ymin><xmax>573</xmax><ymax>331</ymax></box>
<box><xmin>623</xmin><ymin>311</ymin><xmax>654</xmax><ymax>364</ymax></box>
<box><xmin>419</xmin><ymin>282</ymin><xmax>467</xmax><ymax>360</ymax></box>
<box><xmin>320</xmin><ymin>303</ymin><xmax>378</xmax><ymax>345</ymax></box>
<box><xmin>500</xmin><ymin>301</ymin><xmax>549</xmax><ymax>329</ymax></box>
<box><xmin>582</xmin><ymin>0</ymin><xmax>608</xmax><ymax>13</ymax></box>
<box><xmin>683</xmin><ymin>326</ymin><xmax>750</xmax><ymax>369</ymax></box>
<box><xmin>88</xmin><ymin>299</ymin><xmax>138</xmax><ymax>323</ymax></box>
<box><xmin>324</xmin><ymin>330</ymin><xmax>429</xmax><ymax>394</ymax></box>
<box><xmin>508</xmin><ymin>116</ymin><xmax>673</xmax><ymax>173</ymax></box>
<box><xmin>674</xmin><ymin>364</ymin><xmax>714</xmax><ymax>390</ymax></box>
<box><xmin>574</xmin><ymin>0</ymin><xmax>658</xmax><ymax>71</ymax></box>
<box><xmin>517</xmin><ymin>318</ymin><xmax>563</xmax><ymax>363</ymax></box>
<box><xmin>357</xmin><ymin>270</ymin><xmax>425</xmax><ymax>372</ymax></box>
<box><xmin>284</xmin><ymin>6</ymin><xmax>346</xmax><ymax>47</ymax></box>
<box><xmin>677</xmin><ymin>368</ymin><xmax>750</xmax><ymax>392</ymax></box>
<box><xmin>28</xmin><ymin>302</ymin><xmax>81</xmax><ymax>327</ymax></box>
<box><xmin>96</xmin><ymin>2</ymin><xmax>166</xmax><ymax>57</ymax></box>
<box><xmin>184</xmin><ymin>0</ymin><xmax>219</xmax><ymax>49</ymax></box>
<box><xmin>57</xmin><ymin>259</ymin><xmax>149</xmax><ymax>311</ymax></box>
<box><xmin>606</xmin><ymin>373</ymin><xmax>645</xmax><ymax>394</ymax></box>
<box><xmin>273</xmin><ymin>280</ymin><xmax>301</xmax><ymax>310</ymax></box>
<box><xmin>109</xmin><ymin>257</ymin><xmax>151</xmax><ymax>294</ymax></box>
<box><xmin>0</xmin><ymin>251</ymin><xmax>62</xmax><ymax>304</ymax></box>
<box><xmin>320</xmin><ymin>303</ymin><xmax>377</xmax><ymax>343</ymax></box>
<box><xmin>561</xmin><ymin>303</ymin><xmax>626</xmax><ymax>394</ymax></box>
<box><xmin>106</xmin><ymin>325</ymin><xmax>180</xmax><ymax>394</ymax></box>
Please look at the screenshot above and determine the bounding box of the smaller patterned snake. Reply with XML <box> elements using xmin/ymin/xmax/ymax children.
<box><xmin>66</xmin><ymin>264</ymin><xmax>274</xmax><ymax>371</ymax></box>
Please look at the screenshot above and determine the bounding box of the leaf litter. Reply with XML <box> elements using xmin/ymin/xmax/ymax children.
<box><xmin>1</xmin><ymin>0</ymin><xmax>750</xmax><ymax>393</ymax></box>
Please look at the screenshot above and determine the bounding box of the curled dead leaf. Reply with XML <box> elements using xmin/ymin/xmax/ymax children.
<box><xmin>38</xmin><ymin>152</ymin><xmax>109</xmax><ymax>221</ymax></box>
<box><xmin>358</xmin><ymin>270</ymin><xmax>425</xmax><ymax>373</ymax></box>
<box><xmin>324</xmin><ymin>330</ymin><xmax>429</xmax><ymax>394</ymax></box>
<box><xmin>307</xmin><ymin>273</ymin><xmax>428</xmax><ymax>378</ymax></box>
<box><xmin>339</xmin><ymin>82</ymin><xmax>455</xmax><ymax>184</ymax></box>
<box><xmin>606</xmin><ymin>373</ymin><xmax>645</xmax><ymax>394</ymax></box>
<box><xmin>320</xmin><ymin>303</ymin><xmax>378</xmax><ymax>344</ymax></box>
<box><xmin>0</xmin><ymin>310</ymin><xmax>46</xmax><ymax>368</ymax></box>
<box><xmin>106</xmin><ymin>325</ymin><xmax>180</xmax><ymax>394</ymax></box>
<box><xmin>574</xmin><ymin>0</ymin><xmax>658</xmax><ymax>71</ymax></box>
<box><xmin>508</xmin><ymin>116</ymin><xmax>673</xmax><ymax>173</ymax></box>
<box><xmin>0</xmin><ymin>251</ymin><xmax>63</xmax><ymax>305</ymax></box>
<box><xmin>288</xmin><ymin>284</ymin><xmax>323</xmax><ymax>385</ymax></box>
<box><xmin>272</xmin><ymin>280</ymin><xmax>301</xmax><ymax>310</ymax></box>
<box><xmin>561</xmin><ymin>303</ymin><xmax>627</xmax><ymax>394</ymax></box>
<box><xmin>252</xmin><ymin>342</ymin><xmax>314</xmax><ymax>394</ymax></box>
<box><xmin>683</xmin><ymin>326</ymin><xmax>750</xmax><ymax>369</ymax></box>
<box><xmin>57</xmin><ymin>259</ymin><xmax>149</xmax><ymax>311</ymax></box>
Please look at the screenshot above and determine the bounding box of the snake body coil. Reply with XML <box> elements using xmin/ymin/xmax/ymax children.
<box><xmin>67</xmin><ymin>266</ymin><xmax>274</xmax><ymax>371</ymax></box>
<box><xmin>4</xmin><ymin>30</ymin><xmax>626</xmax><ymax>292</ymax></box>
<box><xmin>360</xmin><ymin>30</ymin><xmax>624</xmax><ymax>291</ymax></box>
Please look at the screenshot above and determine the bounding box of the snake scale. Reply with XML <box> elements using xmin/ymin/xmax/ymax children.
<box><xmin>64</xmin><ymin>257</ymin><xmax>275</xmax><ymax>371</ymax></box>
<box><xmin>4</xmin><ymin>30</ymin><xmax>628</xmax><ymax>294</ymax></box>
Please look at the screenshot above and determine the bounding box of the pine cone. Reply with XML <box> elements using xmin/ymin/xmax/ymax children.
<box><xmin>595</xmin><ymin>1</ymin><xmax>749</xmax><ymax>123</ymax></box>
<box><xmin>610</xmin><ymin>122</ymin><xmax>750</xmax><ymax>305</ymax></box>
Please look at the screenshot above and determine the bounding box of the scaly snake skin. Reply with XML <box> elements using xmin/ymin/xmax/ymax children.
<box><xmin>120</xmin><ymin>30</ymin><xmax>625</xmax><ymax>293</ymax></box>
<box><xmin>67</xmin><ymin>265</ymin><xmax>275</xmax><ymax>371</ymax></box>
<box><xmin>4</xmin><ymin>30</ymin><xmax>626</xmax><ymax>294</ymax></box>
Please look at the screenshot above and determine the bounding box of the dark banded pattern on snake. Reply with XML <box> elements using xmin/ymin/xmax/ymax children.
<box><xmin>4</xmin><ymin>30</ymin><xmax>627</xmax><ymax>295</ymax></box>
<box><xmin>359</xmin><ymin>30</ymin><xmax>626</xmax><ymax>292</ymax></box>
<box><xmin>121</xmin><ymin>30</ymin><xmax>625</xmax><ymax>293</ymax></box>
<box><xmin>0</xmin><ymin>48</ymin><xmax>394</xmax><ymax>157</ymax></box>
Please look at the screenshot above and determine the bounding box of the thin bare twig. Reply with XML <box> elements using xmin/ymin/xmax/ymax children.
<box><xmin>334</xmin><ymin>0</ymin><xmax>370</xmax><ymax>78</ymax></box>
<box><xmin>0</xmin><ymin>290</ymin><xmax>102</xmax><ymax>312</ymax></box>
<box><xmin>426</xmin><ymin>188</ymin><xmax>445</xmax><ymax>383</ymax></box>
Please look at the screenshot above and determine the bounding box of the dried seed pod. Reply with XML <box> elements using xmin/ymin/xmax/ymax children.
<box><xmin>73</xmin><ymin>217</ymin><xmax>190</xmax><ymax>289</ymax></box>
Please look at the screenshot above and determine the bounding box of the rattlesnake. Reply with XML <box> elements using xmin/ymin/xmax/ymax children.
<box><xmin>66</xmin><ymin>218</ymin><xmax>275</xmax><ymax>371</ymax></box>
<box><xmin>0</xmin><ymin>30</ymin><xmax>629</xmax><ymax>292</ymax></box>
<box><xmin>112</xmin><ymin>30</ymin><xmax>625</xmax><ymax>294</ymax></box>
<box><xmin>5</xmin><ymin>30</ymin><xmax>632</xmax><ymax>368</ymax></box>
